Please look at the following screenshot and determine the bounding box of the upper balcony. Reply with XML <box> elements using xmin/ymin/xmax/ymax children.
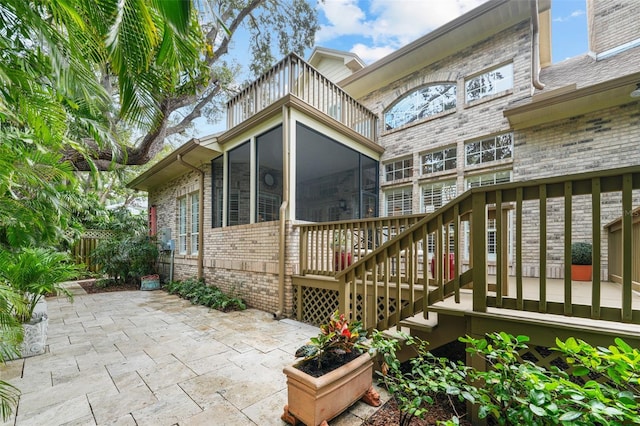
<box><xmin>226</xmin><ymin>53</ymin><xmax>378</xmax><ymax>141</ymax></box>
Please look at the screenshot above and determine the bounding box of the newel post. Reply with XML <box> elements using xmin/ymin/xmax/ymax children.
<box><xmin>471</xmin><ymin>192</ymin><xmax>487</xmax><ymax>312</ymax></box>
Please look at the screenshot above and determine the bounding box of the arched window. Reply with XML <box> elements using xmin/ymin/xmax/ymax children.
<box><xmin>384</xmin><ymin>83</ymin><xmax>456</xmax><ymax>130</ymax></box>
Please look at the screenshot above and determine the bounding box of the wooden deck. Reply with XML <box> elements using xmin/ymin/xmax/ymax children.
<box><xmin>406</xmin><ymin>275</ymin><xmax>640</xmax><ymax>350</ymax></box>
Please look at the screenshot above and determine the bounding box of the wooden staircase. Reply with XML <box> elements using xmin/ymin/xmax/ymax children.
<box><xmin>295</xmin><ymin>166</ymin><xmax>640</xmax><ymax>350</ymax></box>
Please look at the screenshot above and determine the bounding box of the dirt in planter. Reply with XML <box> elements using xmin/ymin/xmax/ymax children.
<box><xmin>294</xmin><ymin>351</ymin><xmax>362</xmax><ymax>377</ymax></box>
<box><xmin>364</xmin><ymin>339</ymin><xmax>472</xmax><ymax>425</ymax></box>
<box><xmin>362</xmin><ymin>395</ymin><xmax>471</xmax><ymax>426</ymax></box>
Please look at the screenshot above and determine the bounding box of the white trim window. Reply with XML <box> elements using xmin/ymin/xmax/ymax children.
<box><xmin>465</xmin><ymin>63</ymin><xmax>513</xmax><ymax>102</ymax></box>
<box><xmin>385</xmin><ymin>157</ymin><xmax>413</xmax><ymax>182</ymax></box>
<box><xmin>384</xmin><ymin>83</ymin><xmax>457</xmax><ymax>130</ymax></box>
<box><xmin>421</xmin><ymin>180</ymin><xmax>457</xmax><ymax>213</ymax></box>
<box><xmin>422</xmin><ymin>146</ymin><xmax>457</xmax><ymax>175</ymax></box>
<box><xmin>178</xmin><ymin>197</ymin><xmax>187</xmax><ymax>254</ymax></box>
<box><xmin>465</xmin><ymin>170</ymin><xmax>511</xmax><ymax>189</ymax></box>
<box><xmin>190</xmin><ymin>193</ymin><xmax>199</xmax><ymax>255</ymax></box>
<box><xmin>385</xmin><ymin>187</ymin><xmax>412</xmax><ymax>216</ymax></box>
<box><xmin>465</xmin><ymin>133</ymin><xmax>513</xmax><ymax>166</ymax></box>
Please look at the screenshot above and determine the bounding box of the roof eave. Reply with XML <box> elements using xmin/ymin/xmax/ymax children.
<box><xmin>127</xmin><ymin>138</ymin><xmax>222</xmax><ymax>191</ymax></box>
<box><xmin>504</xmin><ymin>72</ymin><xmax>640</xmax><ymax>129</ymax></box>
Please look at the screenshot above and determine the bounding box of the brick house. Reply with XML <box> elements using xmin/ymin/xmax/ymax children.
<box><xmin>129</xmin><ymin>0</ymin><xmax>640</xmax><ymax>329</ymax></box>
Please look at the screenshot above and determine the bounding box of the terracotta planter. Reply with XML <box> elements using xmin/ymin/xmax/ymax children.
<box><xmin>571</xmin><ymin>264</ymin><xmax>592</xmax><ymax>281</ymax></box>
<box><xmin>282</xmin><ymin>352</ymin><xmax>380</xmax><ymax>426</ymax></box>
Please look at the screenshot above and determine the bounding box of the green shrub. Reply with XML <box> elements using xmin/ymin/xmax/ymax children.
<box><xmin>371</xmin><ymin>331</ymin><xmax>640</xmax><ymax>426</ymax></box>
<box><xmin>91</xmin><ymin>235</ymin><xmax>158</xmax><ymax>284</ymax></box>
<box><xmin>571</xmin><ymin>242</ymin><xmax>592</xmax><ymax>265</ymax></box>
<box><xmin>370</xmin><ymin>330</ymin><xmax>469</xmax><ymax>426</ymax></box>
<box><xmin>164</xmin><ymin>278</ymin><xmax>246</xmax><ymax>312</ymax></box>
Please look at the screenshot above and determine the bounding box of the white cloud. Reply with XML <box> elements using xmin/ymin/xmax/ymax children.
<box><xmin>553</xmin><ymin>9</ymin><xmax>586</xmax><ymax>22</ymax></box>
<box><xmin>317</xmin><ymin>0</ymin><xmax>489</xmax><ymax>63</ymax></box>
<box><xmin>350</xmin><ymin>43</ymin><xmax>395</xmax><ymax>63</ymax></box>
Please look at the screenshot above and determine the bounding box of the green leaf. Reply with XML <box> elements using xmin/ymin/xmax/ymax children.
<box><xmin>572</xmin><ymin>366</ymin><xmax>590</xmax><ymax>376</ymax></box>
<box><xmin>559</xmin><ymin>411</ymin><xmax>582</xmax><ymax>421</ymax></box>
<box><xmin>529</xmin><ymin>404</ymin><xmax>546</xmax><ymax>416</ymax></box>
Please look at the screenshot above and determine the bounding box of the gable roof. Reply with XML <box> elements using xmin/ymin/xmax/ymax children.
<box><xmin>339</xmin><ymin>0</ymin><xmax>551</xmax><ymax>99</ymax></box>
<box><xmin>308</xmin><ymin>47</ymin><xmax>365</xmax><ymax>73</ymax></box>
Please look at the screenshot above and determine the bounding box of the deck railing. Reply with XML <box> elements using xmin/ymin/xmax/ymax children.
<box><xmin>317</xmin><ymin>166</ymin><xmax>640</xmax><ymax>331</ymax></box>
<box><xmin>298</xmin><ymin>214</ymin><xmax>428</xmax><ymax>277</ymax></box>
<box><xmin>607</xmin><ymin>206</ymin><xmax>640</xmax><ymax>289</ymax></box>
<box><xmin>226</xmin><ymin>53</ymin><xmax>377</xmax><ymax>140</ymax></box>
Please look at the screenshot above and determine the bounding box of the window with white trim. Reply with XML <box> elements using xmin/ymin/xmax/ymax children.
<box><xmin>385</xmin><ymin>187</ymin><xmax>412</xmax><ymax>216</ymax></box>
<box><xmin>190</xmin><ymin>193</ymin><xmax>199</xmax><ymax>255</ymax></box>
<box><xmin>178</xmin><ymin>197</ymin><xmax>187</xmax><ymax>254</ymax></box>
<box><xmin>465</xmin><ymin>133</ymin><xmax>513</xmax><ymax>166</ymax></box>
<box><xmin>384</xmin><ymin>83</ymin><xmax>456</xmax><ymax>130</ymax></box>
<box><xmin>421</xmin><ymin>180</ymin><xmax>457</xmax><ymax>213</ymax></box>
<box><xmin>385</xmin><ymin>158</ymin><xmax>413</xmax><ymax>182</ymax></box>
<box><xmin>422</xmin><ymin>146</ymin><xmax>457</xmax><ymax>175</ymax></box>
<box><xmin>465</xmin><ymin>170</ymin><xmax>511</xmax><ymax>189</ymax></box>
<box><xmin>465</xmin><ymin>63</ymin><xmax>513</xmax><ymax>102</ymax></box>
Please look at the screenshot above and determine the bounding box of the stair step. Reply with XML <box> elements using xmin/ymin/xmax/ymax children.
<box><xmin>399</xmin><ymin>314</ymin><xmax>439</xmax><ymax>333</ymax></box>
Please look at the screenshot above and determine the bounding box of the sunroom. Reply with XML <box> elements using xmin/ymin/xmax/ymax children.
<box><xmin>129</xmin><ymin>53</ymin><xmax>383</xmax><ymax>315</ymax></box>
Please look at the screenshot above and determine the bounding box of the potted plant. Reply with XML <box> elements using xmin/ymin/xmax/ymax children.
<box><xmin>281</xmin><ymin>311</ymin><xmax>380</xmax><ymax>426</ymax></box>
<box><xmin>331</xmin><ymin>230</ymin><xmax>352</xmax><ymax>271</ymax></box>
<box><xmin>0</xmin><ymin>248</ymin><xmax>81</xmax><ymax>358</ymax></box>
<box><xmin>571</xmin><ymin>242</ymin><xmax>592</xmax><ymax>281</ymax></box>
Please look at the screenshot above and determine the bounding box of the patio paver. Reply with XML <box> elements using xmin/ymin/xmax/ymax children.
<box><xmin>0</xmin><ymin>283</ymin><xmax>388</xmax><ymax>426</ymax></box>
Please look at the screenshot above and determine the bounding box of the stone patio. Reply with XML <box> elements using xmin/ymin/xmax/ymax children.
<box><xmin>0</xmin><ymin>283</ymin><xmax>388</xmax><ymax>425</ymax></box>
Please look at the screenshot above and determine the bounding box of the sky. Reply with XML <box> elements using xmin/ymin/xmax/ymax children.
<box><xmin>191</xmin><ymin>0</ymin><xmax>588</xmax><ymax>137</ymax></box>
<box><xmin>312</xmin><ymin>0</ymin><xmax>588</xmax><ymax>64</ymax></box>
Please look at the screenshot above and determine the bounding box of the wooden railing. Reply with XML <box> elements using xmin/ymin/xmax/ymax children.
<box><xmin>298</xmin><ymin>214</ymin><xmax>428</xmax><ymax>277</ymax></box>
<box><xmin>326</xmin><ymin>166</ymin><xmax>640</xmax><ymax>331</ymax></box>
<box><xmin>607</xmin><ymin>206</ymin><xmax>640</xmax><ymax>290</ymax></box>
<box><xmin>226</xmin><ymin>53</ymin><xmax>377</xmax><ymax>140</ymax></box>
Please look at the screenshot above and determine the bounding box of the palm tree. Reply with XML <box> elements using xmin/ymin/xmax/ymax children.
<box><xmin>0</xmin><ymin>248</ymin><xmax>81</xmax><ymax>323</ymax></box>
<box><xmin>0</xmin><ymin>284</ymin><xmax>24</xmax><ymax>421</ymax></box>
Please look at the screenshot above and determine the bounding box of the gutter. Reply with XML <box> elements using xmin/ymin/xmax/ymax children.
<box><xmin>177</xmin><ymin>154</ymin><xmax>205</xmax><ymax>281</ymax></box>
<box><xmin>530</xmin><ymin>0</ymin><xmax>545</xmax><ymax>91</ymax></box>
<box><xmin>274</xmin><ymin>104</ymin><xmax>291</xmax><ymax>319</ymax></box>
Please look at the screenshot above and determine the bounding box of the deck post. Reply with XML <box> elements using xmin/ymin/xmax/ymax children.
<box><xmin>471</xmin><ymin>192</ymin><xmax>487</xmax><ymax>312</ymax></box>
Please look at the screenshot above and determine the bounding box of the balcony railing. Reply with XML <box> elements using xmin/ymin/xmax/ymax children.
<box><xmin>226</xmin><ymin>53</ymin><xmax>377</xmax><ymax>140</ymax></box>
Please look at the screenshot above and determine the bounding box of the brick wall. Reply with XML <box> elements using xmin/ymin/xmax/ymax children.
<box><xmin>359</xmin><ymin>21</ymin><xmax>531</xmax><ymax>214</ymax></box>
<box><xmin>587</xmin><ymin>0</ymin><xmax>640</xmax><ymax>54</ymax></box>
<box><xmin>149</xmin><ymin>162</ymin><xmax>300</xmax><ymax>315</ymax></box>
<box><xmin>202</xmin><ymin>220</ymin><xmax>299</xmax><ymax>314</ymax></box>
<box><xmin>515</xmin><ymin>101</ymin><xmax>640</xmax><ymax>278</ymax></box>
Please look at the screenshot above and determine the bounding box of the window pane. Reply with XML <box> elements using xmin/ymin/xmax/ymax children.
<box><xmin>384</xmin><ymin>84</ymin><xmax>456</xmax><ymax>130</ymax></box>
<box><xmin>178</xmin><ymin>197</ymin><xmax>187</xmax><ymax>254</ymax></box>
<box><xmin>212</xmin><ymin>156</ymin><xmax>224</xmax><ymax>228</ymax></box>
<box><xmin>190</xmin><ymin>194</ymin><xmax>199</xmax><ymax>254</ymax></box>
<box><xmin>228</xmin><ymin>142</ymin><xmax>251</xmax><ymax>226</ymax></box>
<box><xmin>422</xmin><ymin>180</ymin><xmax>456</xmax><ymax>213</ymax></box>
<box><xmin>385</xmin><ymin>157</ymin><xmax>413</xmax><ymax>182</ymax></box>
<box><xmin>257</xmin><ymin>125</ymin><xmax>283</xmax><ymax>222</ymax></box>
<box><xmin>465</xmin><ymin>63</ymin><xmax>513</xmax><ymax>102</ymax></box>
<box><xmin>296</xmin><ymin>123</ymin><xmax>377</xmax><ymax>222</ymax></box>
<box><xmin>465</xmin><ymin>133</ymin><xmax>513</xmax><ymax>166</ymax></box>
<box><xmin>386</xmin><ymin>187</ymin><xmax>412</xmax><ymax>216</ymax></box>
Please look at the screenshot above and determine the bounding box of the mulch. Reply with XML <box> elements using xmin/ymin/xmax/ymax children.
<box><xmin>77</xmin><ymin>279</ymin><xmax>141</xmax><ymax>294</ymax></box>
<box><xmin>363</xmin><ymin>395</ymin><xmax>471</xmax><ymax>425</ymax></box>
